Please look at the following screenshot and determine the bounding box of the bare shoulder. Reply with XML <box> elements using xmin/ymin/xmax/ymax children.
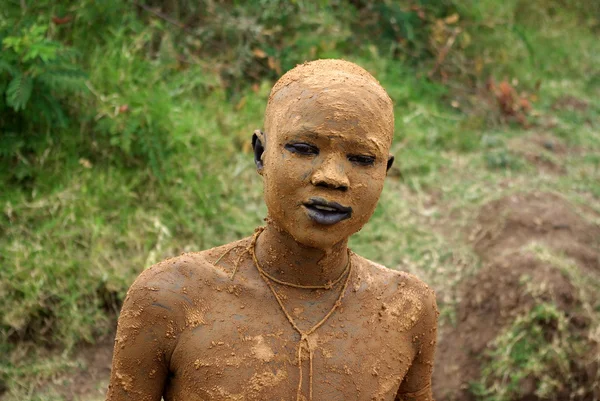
<box><xmin>353</xmin><ymin>253</ymin><xmax>435</xmax><ymax>298</ymax></box>
<box><xmin>123</xmin><ymin>238</ymin><xmax>251</xmax><ymax>319</ymax></box>
<box><xmin>352</xmin><ymin>253</ymin><xmax>438</xmax><ymax>331</ymax></box>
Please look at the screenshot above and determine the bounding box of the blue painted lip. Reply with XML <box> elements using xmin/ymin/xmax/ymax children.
<box><xmin>303</xmin><ymin>197</ymin><xmax>352</xmax><ymax>225</ymax></box>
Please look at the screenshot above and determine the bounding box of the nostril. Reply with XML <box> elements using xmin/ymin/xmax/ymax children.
<box><xmin>315</xmin><ymin>181</ymin><xmax>348</xmax><ymax>191</ymax></box>
<box><xmin>311</xmin><ymin>163</ymin><xmax>349</xmax><ymax>191</ymax></box>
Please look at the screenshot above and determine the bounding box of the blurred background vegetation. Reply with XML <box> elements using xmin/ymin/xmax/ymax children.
<box><xmin>0</xmin><ymin>0</ymin><xmax>599</xmax><ymax>400</ymax></box>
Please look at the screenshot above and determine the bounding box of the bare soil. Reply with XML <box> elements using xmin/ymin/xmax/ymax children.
<box><xmin>509</xmin><ymin>134</ymin><xmax>569</xmax><ymax>174</ymax></box>
<box><xmin>471</xmin><ymin>191</ymin><xmax>600</xmax><ymax>272</ymax></box>
<box><xmin>29</xmin><ymin>336</ymin><xmax>114</xmax><ymax>401</ymax></box>
<box><xmin>64</xmin><ymin>337</ymin><xmax>113</xmax><ymax>401</ymax></box>
<box><xmin>551</xmin><ymin>95</ymin><xmax>589</xmax><ymax>112</ymax></box>
<box><xmin>433</xmin><ymin>191</ymin><xmax>600</xmax><ymax>401</ymax></box>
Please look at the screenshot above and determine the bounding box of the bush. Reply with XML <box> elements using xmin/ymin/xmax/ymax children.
<box><xmin>0</xmin><ymin>21</ymin><xmax>86</xmax><ymax>180</ymax></box>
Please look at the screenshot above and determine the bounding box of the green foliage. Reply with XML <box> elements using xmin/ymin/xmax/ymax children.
<box><xmin>484</xmin><ymin>148</ymin><xmax>524</xmax><ymax>171</ymax></box>
<box><xmin>471</xmin><ymin>303</ymin><xmax>573</xmax><ymax>401</ymax></box>
<box><xmin>471</xmin><ymin>245</ymin><xmax>600</xmax><ymax>401</ymax></box>
<box><xmin>137</xmin><ymin>0</ymin><xmax>356</xmax><ymax>94</ymax></box>
<box><xmin>0</xmin><ymin>22</ymin><xmax>86</xmax><ymax>121</ymax></box>
<box><xmin>0</xmin><ymin>20</ymin><xmax>87</xmax><ymax>182</ymax></box>
<box><xmin>5</xmin><ymin>73</ymin><xmax>33</xmax><ymax>111</ymax></box>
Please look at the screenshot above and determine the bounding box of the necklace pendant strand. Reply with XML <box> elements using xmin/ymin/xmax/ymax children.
<box><xmin>249</xmin><ymin>227</ymin><xmax>353</xmax><ymax>401</ymax></box>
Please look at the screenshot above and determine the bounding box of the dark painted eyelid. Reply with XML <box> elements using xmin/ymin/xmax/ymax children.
<box><xmin>285</xmin><ymin>142</ymin><xmax>319</xmax><ymax>154</ymax></box>
<box><xmin>348</xmin><ymin>154</ymin><xmax>376</xmax><ymax>165</ymax></box>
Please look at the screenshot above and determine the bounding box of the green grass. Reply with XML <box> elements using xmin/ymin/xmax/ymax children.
<box><xmin>1</xmin><ymin>0</ymin><xmax>599</xmax><ymax>399</ymax></box>
<box><xmin>471</xmin><ymin>245</ymin><xmax>600</xmax><ymax>400</ymax></box>
<box><xmin>471</xmin><ymin>302</ymin><xmax>573</xmax><ymax>401</ymax></box>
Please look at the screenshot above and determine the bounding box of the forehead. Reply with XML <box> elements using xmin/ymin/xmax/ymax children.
<box><xmin>266</xmin><ymin>78</ymin><xmax>394</xmax><ymax>151</ymax></box>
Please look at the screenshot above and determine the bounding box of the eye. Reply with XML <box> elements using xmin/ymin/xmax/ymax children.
<box><xmin>348</xmin><ymin>154</ymin><xmax>376</xmax><ymax>166</ymax></box>
<box><xmin>285</xmin><ymin>142</ymin><xmax>319</xmax><ymax>155</ymax></box>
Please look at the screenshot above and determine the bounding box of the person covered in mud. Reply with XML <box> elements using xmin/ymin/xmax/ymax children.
<box><xmin>106</xmin><ymin>59</ymin><xmax>438</xmax><ymax>401</ymax></box>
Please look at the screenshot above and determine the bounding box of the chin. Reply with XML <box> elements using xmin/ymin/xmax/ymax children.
<box><xmin>287</xmin><ymin>221</ymin><xmax>361</xmax><ymax>250</ymax></box>
<box><xmin>293</xmin><ymin>231</ymin><xmax>341</xmax><ymax>250</ymax></box>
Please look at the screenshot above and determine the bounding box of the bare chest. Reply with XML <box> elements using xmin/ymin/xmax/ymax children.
<box><xmin>165</xmin><ymin>281</ymin><xmax>419</xmax><ymax>401</ymax></box>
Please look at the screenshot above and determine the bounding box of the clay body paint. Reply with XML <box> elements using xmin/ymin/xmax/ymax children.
<box><xmin>261</xmin><ymin>60</ymin><xmax>395</xmax><ymax>250</ymax></box>
<box><xmin>107</xmin><ymin>60</ymin><xmax>438</xmax><ymax>401</ymax></box>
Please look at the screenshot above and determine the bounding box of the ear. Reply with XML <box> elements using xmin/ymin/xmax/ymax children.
<box><xmin>252</xmin><ymin>129</ymin><xmax>266</xmax><ymax>173</ymax></box>
<box><xmin>386</xmin><ymin>155</ymin><xmax>395</xmax><ymax>173</ymax></box>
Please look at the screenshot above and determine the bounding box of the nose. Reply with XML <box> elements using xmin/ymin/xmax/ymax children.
<box><xmin>310</xmin><ymin>155</ymin><xmax>349</xmax><ymax>191</ymax></box>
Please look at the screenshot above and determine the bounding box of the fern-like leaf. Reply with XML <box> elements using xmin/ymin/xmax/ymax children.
<box><xmin>0</xmin><ymin>59</ymin><xmax>18</xmax><ymax>76</ymax></box>
<box><xmin>37</xmin><ymin>68</ymin><xmax>87</xmax><ymax>93</ymax></box>
<box><xmin>30</xmin><ymin>91</ymin><xmax>68</xmax><ymax>127</ymax></box>
<box><xmin>6</xmin><ymin>73</ymin><xmax>33</xmax><ymax>111</ymax></box>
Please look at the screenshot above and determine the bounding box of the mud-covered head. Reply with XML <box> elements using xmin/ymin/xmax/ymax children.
<box><xmin>253</xmin><ymin>59</ymin><xmax>395</xmax><ymax>249</ymax></box>
<box><xmin>264</xmin><ymin>59</ymin><xmax>394</xmax><ymax>141</ymax></box>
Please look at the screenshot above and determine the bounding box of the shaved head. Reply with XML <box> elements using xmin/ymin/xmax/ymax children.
<box><xmin>264</xmin><ymin>59</ymin><xmax>394</xmax><ymax>146</ymax></box>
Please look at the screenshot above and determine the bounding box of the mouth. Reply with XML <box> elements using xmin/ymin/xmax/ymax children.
<box><xmin>303</xmin><ymin>197</ymin><xmax>353</xmax><ymax>225</ymax></box>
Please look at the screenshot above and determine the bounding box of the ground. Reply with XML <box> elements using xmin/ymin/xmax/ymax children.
<box><xmin>12</xmin><ymin>142</ymin><xmax>599</xmax><ymax>401</ymax></box>
<box><xmin>434</xmin><ymin>192</ymin><xmax>600</xmax><ymax>400</ymax></box>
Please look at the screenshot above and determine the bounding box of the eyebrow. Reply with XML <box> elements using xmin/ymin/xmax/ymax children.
<box><xmin>335</xmin><ymin>135</ymin><xmax>385</xmax><ymax>155</ymax></box>
<box><xmin>288</xmin><ymin>129</ymin><xmax>319</xmax><ymax>140</ymax></box>
<box><xmin>283</xmin><ymin>129</ymin><xmax>386</xmax><ymax>154</ymax></box>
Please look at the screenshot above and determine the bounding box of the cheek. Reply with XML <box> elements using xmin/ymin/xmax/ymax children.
<box><xmin>264</xmin><ymin>149</ymin><xmax>311</xmax><ymax>196</ymax></box>
<box><xmin>352</xmin><ymin>171</ymin><xmax>385</xmax><ymax>210</ymax></box>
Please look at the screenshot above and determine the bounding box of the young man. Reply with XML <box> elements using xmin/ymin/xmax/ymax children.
<box><xmin>107</xmin><ymin>59</ymin><xmax>438</xmax><ymax>401</ymax></box>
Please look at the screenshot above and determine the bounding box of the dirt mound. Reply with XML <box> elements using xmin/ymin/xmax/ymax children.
<box><xmin>508</xmin><ymin>134</ymin><xmax>569</xmax><ymax>174</ymax></box>
<box><xmin>529</xmin><ymin>135</ymin><xmax>567</xmax><ymax>155</ymax></box>
<box><xmin>433</xmin><ymin>252</ymin><xmax>592</xmax><ymax>401</ymax></box>
<box><xmin>434</xmin><ymin>192</ymin><xmax>600</xmax><ymax>401</ymax></box>
<box><xmin>551</xmin><ymin>95</ymin><xmax>589</xmax><ymax>112</ymax></box>
<box><xmin>470</xmin><ymin>192</ymin><xmax>600</xmax><ymax>271</ymax></box>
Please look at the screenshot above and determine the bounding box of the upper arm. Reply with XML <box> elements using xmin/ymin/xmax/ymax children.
<box><xmin>396</xmin><ymin>283</ymin><xmax>438</xmax><ymax>401</ymax></box>
<box><xmin>106</xmin><ymin>264</ymin><xmax>184</xmax><ymax>401</ymax></box>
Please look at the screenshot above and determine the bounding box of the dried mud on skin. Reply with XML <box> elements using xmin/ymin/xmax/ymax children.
<box><xmin>433</xmin><ymin>192</ymin><xmax>600</xmax><ymax>401</ymax></box>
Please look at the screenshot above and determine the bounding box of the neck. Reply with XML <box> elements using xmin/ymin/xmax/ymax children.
<box><xmin>253</xmin><ymin>222</ymin><xmax>349</xmax><ymax>287</ymax></box>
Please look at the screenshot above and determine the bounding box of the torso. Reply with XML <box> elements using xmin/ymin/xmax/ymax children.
<box><xmin>141</xmin><ymin>238</ymin><xmax>431</xmax><ymax>401</ymax></box>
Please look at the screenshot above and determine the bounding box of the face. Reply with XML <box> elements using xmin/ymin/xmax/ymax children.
<box><xmin>259</xmin><ymin>83</ymin><xmax>394</xmax><ymax>249</ymax></box>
